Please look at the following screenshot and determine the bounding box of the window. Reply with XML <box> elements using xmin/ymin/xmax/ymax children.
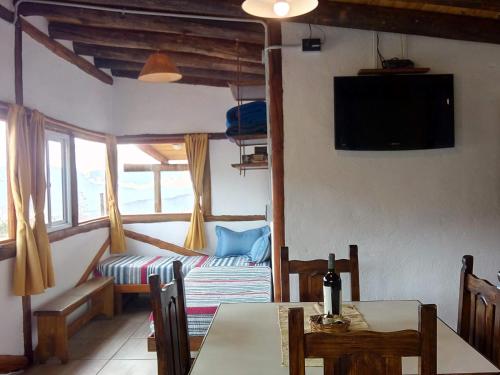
<box><xmin>45</xmin><ymin>131</ymin><xmax>71</xmax><ymax>230</ymax></box>
<box><xmin>0</xmin><ymin>120</ymin><xmax>8</xmax><ymax>239</ymax></box>
<box><xmin>74</xmin><ymin>138</ymin><xmax>107</xmax><ymax>222</ymax></box>
<box><xmin>117</xmin><ymin>143</ymin><xmax>194</xmax><ymax>214</ymax></box>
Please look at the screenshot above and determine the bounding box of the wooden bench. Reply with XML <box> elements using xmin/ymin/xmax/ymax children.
<box><xmin>34</xmin><ymin>277</ymin><xmax>114</xmax><ymax>364</ymax></box>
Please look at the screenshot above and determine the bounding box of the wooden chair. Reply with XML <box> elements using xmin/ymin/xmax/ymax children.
<box><xmin>288</xmin><ymin>304</ymin><xmax>437</xmax><ymax>375</ymax></box>
<box><xmin>457</xmin><ymin>255</ymin><xmax>500</xmax><ymax>367</ymax></box>
<box><xmin>149</xmin><ymin>261</ymin><xmax>190</xmax><ymax>375</ymax></box>
<box><xmin>280</xmin><ymin>245</ymin><xmax>360</xmax><ymax>302</ymax></box>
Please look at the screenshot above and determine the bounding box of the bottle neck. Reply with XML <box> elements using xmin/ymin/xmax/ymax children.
<box><xmin>328</xmin><ymin>253</ymin><xmax>335</xmax><ymax>272</ymax></box>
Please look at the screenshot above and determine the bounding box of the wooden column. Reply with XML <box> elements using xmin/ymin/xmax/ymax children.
<box><xmin>267</xmin><ymin>22</ymin><xmax>285</xmax><ymax>302</ymax></box>
<box><xmin>154</xmin><ymin>169</ymin><xmax>161</xmax><ymax>213</ymax></box>
<box><xmin>15</xmin><ymin>18</ymin><xmax>34</xmax><ymax>365</ymax></box>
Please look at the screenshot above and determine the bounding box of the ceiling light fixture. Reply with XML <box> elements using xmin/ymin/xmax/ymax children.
<box><xmin>242</xmin><ymin>0</ymin><xmax>318</xmax><ymax>18</ymax></box>
<box><xmin>138</xmin><ymin>52</ymin><xmax>182</xmax><ymax>83</ymax></box>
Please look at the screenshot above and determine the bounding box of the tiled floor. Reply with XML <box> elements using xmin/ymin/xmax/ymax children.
<box><xmin>21</xmin><ymin>298</ymin><xmax>157</xmax><ymax>375</ymax></box>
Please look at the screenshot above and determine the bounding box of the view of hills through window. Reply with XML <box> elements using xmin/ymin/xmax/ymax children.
<box><xmin>0</xmin><ymin>120</ymin><xmax>7</xmax><ymax>239</ymax></box>
<box><xmin>117</xmin><ymin>144</ymin><xmax>194</xmax><ymax>214</ymax></box>
<box><xmin>75</xmin><ymin>138</ymin><xmax>107</xmax><ymax>222</ymax></box>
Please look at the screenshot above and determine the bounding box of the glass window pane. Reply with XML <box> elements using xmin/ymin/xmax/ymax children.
<box><xmin>117</xmin><ymin>144</ymin><xmax>157</xmax><ymax>214</ymax></box>
<box><xmin>75</xmin><ymin>138</ymin><xmax>106</xmax><ymax>222</ymax></box>
<box><xmin>161</xmin><ymin>171</ymin><xmax>194</xmax><ymax>213</ymax></box>
<box><xmin>0</xmin><ymin>121</ymin><xmax>8</xmax><ymax>240</ymax></box>
<box><xmin>47</xmin><ymin>140</ymin><xmax>65</xmax><ymax>223</ymax></box>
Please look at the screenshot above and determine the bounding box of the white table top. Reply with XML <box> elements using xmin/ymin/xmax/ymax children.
<box><xmin>189</xmin><ymin>301</ymin><xmax>500</xmax><ymax>375</ymax></box>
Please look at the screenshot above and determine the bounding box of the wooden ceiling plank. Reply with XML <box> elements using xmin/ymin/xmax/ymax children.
<box><xmin>49</xmin><ymin>22</ymin><xmax>263</xmax><ymax>63</ymax></box>
<box><xmin>94</xmin><ymin>58</ymin><xmax>264</xmax><ymax>81</ymax></box>
<box><xmin>297</xmin><ymin>1</ymin><xmax>500</xmax><ymax>45</ymax></box>
<box><xmin>137</xmin><ymin>145</ymin><xmax>169</xmax><ymax>164</ymax></box>
<box><xmin>19</xmin><ymin>3</ymin><xmax>264</xmax><ymax>44</ymax></box>
<box><xmin>16</xmin><ymin>0</ymin><xmax>249</xmax><ymax>18</ymax></box>
<box><xmin>20</xmin><ymin>19</ymin><xmax>113</xmax><ymax>85</ymax></box>
<box><xmin>74</xmin><ymin>43</ymin><xmax>265</xmax><ymax>75</ymax></box>
<box><xmin>333</xmin><ymin>0</ymin><xmax>500</xmax><ymax>19</ymax></box>
<box><xmin>111</xmin><ymin>70</ymin><xmax>230</xmax><ymax>87</ymax></box>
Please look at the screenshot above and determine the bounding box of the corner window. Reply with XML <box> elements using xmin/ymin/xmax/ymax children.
<box><xmin>74</xmin><ymin>138</ymin><xmax>107</xmax><ymax>222</ymax></box>
<box><xmin>45</xmin><ymin>131</ymin><xmax>71</xmax><ymax>230</ymax></box>
<box><xmin>117</xmin><ymin>143</ymin><xmax>194</xmax><ymax>214</ymax></box>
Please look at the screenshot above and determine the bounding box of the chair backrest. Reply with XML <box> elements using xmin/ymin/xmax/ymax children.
<box><xmin>288</xmin><ymin>304</ymin><xmax>437</xmax><ymax>375</ymax></box>
<box><xmin>457</xmin><ymin>255</ymin><xmax>500</xmax><ymax>367</ymax></box>
<box><xmin>280</xmin><ymin>245</ymin><xmax>360</xmax><ymax>303</ymax></box>
<box><xmin>149</xmin><ymin>261</ymin><xmax>190</xmax><ymax>375</ymax></box>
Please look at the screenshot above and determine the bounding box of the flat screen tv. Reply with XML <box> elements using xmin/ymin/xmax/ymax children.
<box><xmin>334</xmin><ymin>74</ymin><xmax>454</xmax><ymax>150</ymax></box>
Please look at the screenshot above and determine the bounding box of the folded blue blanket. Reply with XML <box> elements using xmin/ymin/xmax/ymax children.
<box><xmin>226</xmin><ymin>101</ymin><xmax>267</xmax><ymax>130</ymax></box>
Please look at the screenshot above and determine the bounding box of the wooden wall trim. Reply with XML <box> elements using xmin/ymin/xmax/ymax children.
<box><xmin>15</xmin><ymin>21</ymin><xmax>23</xmax><ymax>105</ymax></box>
<box><xmin>20</xmin><ymin>18</ymin><xmax>113</xmax><ymax>86</ymax></box>
<box><xmin>0</xmin><ymin>355</ymin><xmax>28</xmax><ymax>373</ymax></box>
<box><xmin>76</xmin><ymin>237</ymin><xmax>110</xmax><ymax>287</ymax></box>
<box><xmin>48</xmin><ymin>219</ymin><xmax>110</xmax><ymax>243</ymax></box>
<box><xmin>124</xmin><ymin>229</ymin><xmax>204</xmax><ymax>256</ymax></box>
<box><xmin>122</xmin><ymin>213</ymin><xmax>266</xmax><ymax>224</ymax></box>
<box><xmin>117</xmin><ymin>132</ymin><xmax>227</xmax><ymax>144</ymax></box>
<box><xmin>0</xmin><ymin>4</ymin><xmax>14</xmax><ymax>23</ymax></box>
<box><xmin>267</xmin><ymin>21</ymin><xmax>285</xmax><ymax>302</ymax></box>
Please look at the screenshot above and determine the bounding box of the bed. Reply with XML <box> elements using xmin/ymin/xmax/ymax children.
<box><xmin>94</xmin><ymin>254</ymin><xmax>271</xmax><ymax>313</ymax></box>
<box><xmin>148</xmin><ymin>265</ymin><xmax>273</xmax><ymax>352</ymax></box>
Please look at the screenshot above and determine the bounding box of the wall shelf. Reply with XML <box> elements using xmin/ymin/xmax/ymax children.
<box><xmin>358</xmin><ymin>67</ymin><xmax>431</xmax><ymax>75</ymax></box>
<box><xmin>227</xmin><ymin>133</ymin><xmax>268</xmax><ymax>147</ymax></box>
<box><xmin>231</xmin><ymin>161</ymin><xmax>268</xmax><ymax>171</ymax></box>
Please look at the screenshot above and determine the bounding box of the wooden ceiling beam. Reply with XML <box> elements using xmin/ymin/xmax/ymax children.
<box><xmin>112</xmin><ymin>70</ymin><xmax>230</xmax><ymax>87</ymax></box>
<box><xmin>17</xmin><ymin>0</ymin><xmax>249</xmax><ymax>18</ymax></box>
<box><xmin>297</xmin><ymin>1</ymin><xmax>500</xmax><ymax>46</ymax></box>
<box><xmin>74</xmin><ymin>43</ymin><xmax>265</xmax><ymax>75</ymax></box>
<box><xmin>94</xmin><ymin>58</ymin><xmax>264</xmax><ymax>82</ymax></box>
<box><xmin>20</xmin><ymin>19</ymin><xmax>113</xmax><ymax>85</ymax></box>
<box><xmin>137</xmin><ymin>145</ymin><xmax>169</xmax><ymax>164</ymax></box>
<box><xmin>0</xmin><ymin>4</ymin><xmax>14</xmax><ymax>23</ymax></box>
<box><xmin>333</xmin><ymin>0</ymin><xmax>500</xmax><ymax>19</ymax></box>
<box><xmin>19</xmin><ymin>3</ymin><xmax>264</xmax><ymax>44</ymax></box>
<box><xmin>49</xmin><ymin>22</ymin><xmax>263</xmax><ymax>63</ymax></box>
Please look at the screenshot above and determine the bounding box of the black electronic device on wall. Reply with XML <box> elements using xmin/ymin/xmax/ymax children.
<box><xmin>334</xmin><ymin>74</ymin><xmax>454</xmax><ymax>151</ymax></box>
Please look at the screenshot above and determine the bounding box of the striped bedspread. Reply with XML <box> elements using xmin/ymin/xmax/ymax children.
<box><xmin>149</xmin><ymin>266</ymin><xmax>272</xmax><ymax>337</ymax></box>
<box><xmin>95</xmin><ymin>254</ymin><xmax>271</xmax><ymax>285</ymax></box>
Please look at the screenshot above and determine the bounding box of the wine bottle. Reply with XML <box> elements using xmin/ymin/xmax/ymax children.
<box><xmin>323</xmin><ymin>253</ymin><xmax>342</xmax><ymax>316</ymax></box>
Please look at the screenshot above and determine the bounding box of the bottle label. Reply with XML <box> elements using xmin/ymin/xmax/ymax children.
<box><xmin>323</xmin><ymin>285</ymin><xmax>333</xmax><ymax>315</ymax></box>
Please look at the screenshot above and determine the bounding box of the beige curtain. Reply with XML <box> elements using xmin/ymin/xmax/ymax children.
<box><xmin>8</xmin><ymin>105</ymin><xmax>54</xmax><ymax>296</ymax></box>
<box><xmin>184</xmin><ymin>134</ymin><xmax>208</xmax><ymax>250</ymax></box>
<box><xmin>30</xmin><ymin>110</ymin><xmax>55</xmax><ymax>290</ymax></box>
<box><xmin>105</xmin><ymin>135</ymin><xmax>126</xmax><ymax>253</ymax></box>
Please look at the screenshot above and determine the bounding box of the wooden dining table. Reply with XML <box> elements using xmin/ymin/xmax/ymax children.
<box><xmin>189</xmin><ymin>300</ymin><xmax>500</xmax><ymax>375</ymax></box>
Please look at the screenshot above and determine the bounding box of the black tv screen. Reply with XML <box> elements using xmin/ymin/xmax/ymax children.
<box><xmin>334</xmin><ymin>74</ymin><xmax>454</xmax><ymax>150</ymax></box>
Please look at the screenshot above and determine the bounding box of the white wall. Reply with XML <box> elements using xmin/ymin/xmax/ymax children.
<box><xmin>113</xmin><ymin>77</ymin><xmax>271</xmax><ymax>252</ymax></box>
<box><xmin>0</xmin><ymin>15</ymin><xmax>113</xmax><ymax>355</ymax></box>
<box><xmin>282</xmin><ymin>23</ymin><xmax>500</xmax><ymax>326</ymax></box>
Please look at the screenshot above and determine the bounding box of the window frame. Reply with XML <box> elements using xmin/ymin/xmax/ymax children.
<box><xmin>45</xmin><ymin>130</ymin><xmax>72</xmax><ymax>231</ymax></box>
<box><xmin>116</xmin><ymin>140</ymin><xmax>212</xmax><ymax>217</ymax></box>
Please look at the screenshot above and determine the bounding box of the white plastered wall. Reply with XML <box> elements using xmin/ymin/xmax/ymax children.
<box><xmin>282</xmin><ymin>23</ymin><xmax>500</xmax><ymax>326</ymax></box>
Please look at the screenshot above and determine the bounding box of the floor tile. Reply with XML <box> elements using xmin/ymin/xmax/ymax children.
<box><xmin>97</xmin><ymin>359</ymin><xmax>157</xmax><ymax>375</ymax></box>
<box><xmin>113</xmin><ymin>339</ymin><xmax>156</xmax><ymax>360</ymax></box>
<box><xmin>130</xmin><ymin>319</ymin><xmax>152</xmax><ymax>339</ymax></box>
<box><xmin>23</xmin><ymin>360</ymin><xmax>107</xmax><ymax>375</ymax></box>
<box><xmin>69</xmin><ymin>336</ymin><xmax>128</xmax><ymax>360</ymax></box>
<box><xmin>73</xmin><ymin>317</ymin><xmax>143</xmax><ymax>340</ymax></box>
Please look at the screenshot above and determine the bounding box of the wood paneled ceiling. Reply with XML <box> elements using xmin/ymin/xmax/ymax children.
<box><xmin>16</xmin><ymin>0</ymin><xmax>500</xmax><ymax>87</ymax></box>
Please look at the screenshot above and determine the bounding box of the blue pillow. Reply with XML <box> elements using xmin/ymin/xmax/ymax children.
<box><xmin>249</xmin><ymin>228</ymin><xmax>271</xmax><ymax>263</ymax></box>
<box><xmin>215</xmin><ymin>225</ymin><xmax>269</xmax><ymax>258</ymax></box>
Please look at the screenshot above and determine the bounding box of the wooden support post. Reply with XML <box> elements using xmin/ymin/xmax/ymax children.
<box><xmin>69</xmin><ymin>136</ymin><xmax>79</xmax><ymax>226</ymax></box>
<box><xmin>15</xmin><ymin>21</ymin><xmax>23</xmax><ymax>106</ymax></box>
<box><xmin>267</xmin><ymin>22</ymin><xmax>285</xmax><ymax>302</ymax></box>
<box><xmin>154</xmin><ymin>169</ymin><xmax>161</xmax><ymax>213</ymax></box>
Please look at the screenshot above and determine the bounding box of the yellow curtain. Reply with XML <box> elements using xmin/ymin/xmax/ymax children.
<box><xmin>8</xmin><ymin>105</ymin><xmax>52</xmax><ymax>296</ymax></box>
<box><xmin>105</xmin><ymin>135</ymin><xmax>126</xmax><ymax>253</ymax></box>
<box><xmin>184</xmin><ymin>134</ymin><xmax>208</xmax><ymax>250</ymax></box>
<box><xmin>30</xmin><ymin>110</ymin><xmax>55</xmax><ymax>289</ymax></box>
